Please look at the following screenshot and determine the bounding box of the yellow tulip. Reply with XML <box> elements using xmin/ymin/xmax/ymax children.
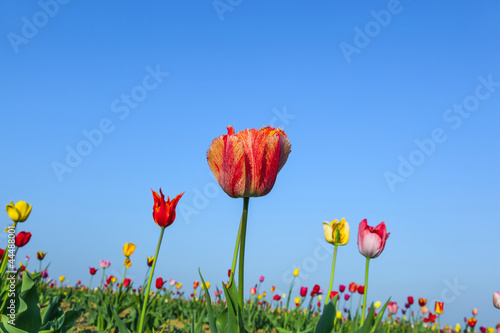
<box><xmin>486</xmin><ymin>328</ymin><xmax>494</xmax><ymax>333</ymax></box>
<box><xmin>110</xmin><ymin>276</ymin><xmax>118</xmax><ymax>283</ymax></box>
<box><xmin>123</xmin><ymin>258</ymin><xmax>132</xmax><ymax>268</ymax></box>
<box><xmin>123</xmin><ymin>243</ymin><xmax>136</xmax><ymax>257</ymax></box>
<box><xmin>204</xmin><ymin>282</ymin><xmax>211</xmax><ymax>289</ymax></box>
<box><xmin>175</xmin><ymin>282</ymin><xmax>182</xmax><ymax>290</ymax></box>
<box><xmin>374</xmin><ymin>301</ymin><xmax>381</xmax><ymax>309</ymax></box>
<box><xmin>6</xmin><ymin>200</ymin><xmax>32</xmax><ymax>223</ymax></box>
<box><xmin>455</xmin><ymin>324</ymin><xmax>461</xmax><ymax>332</ymax></box>
<box><xmin>258</xmin><ymin>295</ymin><xmax>262</xmax><ymax>300</ymax></box>
<box><xmin>294</xmin><ymin>297</ymin><xmax>301</xmax><ymax>304</ymax></box>
<box><xmin>59</xmin><ymin>276</ymin><xmax>65</xmax><ymax>282</ymax></box>
<box><xmin>336</xmin><ymin>310</ymin><xmax>342</xmax><ymax>319</ymax></box>
<box><xmin>293</xmin><ymin>268</ymin><xmax>299</xmax><ymax>277</ymax></box>
<box><xmin>323</xmin><ymin>218</ymin><xmax>349</xmax><ymax>245</ymax></box>
<box><xmin>318</xmin><ymin>295</ymin><xmax>322</xmax><ymax>301</ymax></box>
<box><xmin>263</xmin><ymin>291</ymin><xmax>266</xmax><ymax>297</ymax></box>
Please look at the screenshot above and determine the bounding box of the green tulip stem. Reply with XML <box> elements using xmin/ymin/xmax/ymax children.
<box><xmin>0</xmin><ymin>222</ymin><xmax>17</xmax><ymax>277</ymax></box>
<box><xmin>325</xmin><ymin>243</ymin><xmax>338</xmax><ymax>308</ymax></box>
<box><xmin>121</xmin><ymin>265</ymin><xmax>128</xmax><ymax>291</ymax></box>
<box><xmin>99</xmin><ymin>268</ymin><xmax>106</xmax><ymax>289</ymax></box>
<box><xmin>138</xmin><ymin>227</ymin><xmax>165</xmax><ymax>333</ymax></box>
<box><xmin>238</xmin><ymin>197</ymin><xmax>250</xmax><ymax>314</ymax></box>
<box><xmin>229</xmin><ymin>211</ymin><xmax>243</xmax><ymax>286</ymax></box>
<box><xmin>361</xmin><ymin>257</ymin><xmax>370</xmax><ymax>326</ymax></box>
<box><xmin>88</xmin><ymin>275</ymin><xmax>93</xmax><ymax>292</ymax></box>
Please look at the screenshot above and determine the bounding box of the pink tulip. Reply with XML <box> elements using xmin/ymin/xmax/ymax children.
<box><xmin>388</xmin><ymin>301</ymin><xmax>398</xmax><ymax>315</ymax></box>
<box><xmin>493</xmin><ymin>291</ymin><xmax>500</xmax><ymax>309</ymax></box>
<box><xmin>259</xmin><ymin>275</ymin><xmax>265</xmax><ymax>283</ymax></box>
<box><xmin>357</xmin><ymin>219</ymin><xmax>390</xmax><ymax>259</ymax></box>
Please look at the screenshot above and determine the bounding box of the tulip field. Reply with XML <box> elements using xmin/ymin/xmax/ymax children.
<box><xmin>1</xmin><ymin>126</ymin><xmax>499</xmax><ymax>332</ymax></box>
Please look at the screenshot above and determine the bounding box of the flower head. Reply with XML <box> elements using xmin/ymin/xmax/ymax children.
<box><xmin>15</xmin><ymin>231</ymin><xmax>31</xmax><ymax>247</ymax></box>
<box><xmin>408</xmin><ymin>296</ymin><xmax>414</xmax><ymax>305</ymax></box>
<box><xmin>89</xmin><ymin>267</ymin><xmax>98</xmax><ymax>275</ymax></box>
<box><xmin>348</xmin><ymin>282</ymin><xmax>357</xmax><ymax>293</ymax></box>
<box><xmin>357</xmin><ymin>219</ymin><xmax>390</xmax><ymax>259</ymax></box>
<box><xmin>472</xmin><ymin>308</ymin><xmax>478</xmax><ymax>316</ymax></box>
<box><xmin>293</xmin><ymin>268</ymin><xmax>299</xmax><ymax>277</ymax></box>
<box><xmin>207</xmin><ymin>125</ymin><xmax>291</xmax><ymax>198</ymax></box>
<box><xmin>339</xmin><ymin>284</ymin><xmax>346</xmax><ymax>293</ymax></box>
<box><xmin>493</xmin><ymin>292</ymin><xmax>500</xmax><ymax>309</ymax></box>
<box><xmin>123</xmin><ymin>243</ymin><xmax>136</xmax><ymax>257</ymax></box>
<box><xmin>419</xmin><ymin>298</ymin><xmax>427</xmax><ymax>306</ymax></box>
<box><xmin>99</xmin><ymin>260</ymin><xmax>111</xmax><ymax>269</ymax></box>
<box><xmin>193</xmin><ymin>281</ymin><xmax>200</xmax><ymax>289</ymax></box>
<box><xmin>468</xmin><ymin>318</ymin><xmax>477</xmax><ymax>328</ymax></box>
<box><xmin>37</xmin><ymin>251</ymin><xmax>47</xmax><ymax>260</ymax></box>
<box><xmin>147</xmin><ymin>256</ymin><xmax>154</xmax><ymax>267</ymax></box>
<box><xmin>300</xmin><ymin>286</ymin><xmax>308</xmax><ymax>297</ymax></box>
<box><xmin>152</xmin><ymin>189</ymin><xmax>184</xmax><ymax>228</ymax></box>
<box><xmin>259</xmin><ymin>275</ymin><xmax>265</xmax><ymax>283</ymax></box>
<box><xmin>435</xmin><ymin>301</ymin><xmax>444</xmax><ymax>314</ymax></box>
<box><xmin>6</xmin><ymin>200</ymin><xmax>32</xmax><ymax>222</ymax></box>
<box><xmin>59</xmin><ymin>276</ymin><xmax>65</xmax><ymax>283</ymax></box>
<box><xmin>156</xmin><ymin>277</ymin><xmax>166</xmax><ymax>289</ymax></box>
<box><xmin>388</xmin><ymin>301</ymin><xmax>398</xmax><ymax>315</ymax></box>
<box><xmin>123</xmin><ymin>258</ymin><xmax>132</xmax><ymax>268</ymax></box>
<box><xmin>323</xmin><ymin>218</ymin><xmax>350</xmax><ymax>246</ymax></box>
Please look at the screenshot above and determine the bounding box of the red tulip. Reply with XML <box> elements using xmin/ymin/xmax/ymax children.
<box><xmin>0</xmin><ymin>249</ymin><xmax>4</xmax><ymax>260</ymax></box>
<box><xmin>123</xmin><ymin>278</ymin><xmax>132</xmax><ymax>287</ymax></box>
<box><xmin>15</xmin><ymin>231</ymin><xmax>32</xmax><ymax>247</ymax></box>
<box><xmin>348</xmin><ymin>282</ymin><xmax>357</xmax><ymax>293</ymax></box>
<box><xmin>273</xmin><ymin>294</ymin><xmax>281</xmax><ymax>301</ymax></box>
<box><xmin>193</xmin><ymin>281</ymin><xmax>200</xmax><ymax>289</ymax></box>
<box><xmin>207</xmin><ymin>126</ymin><xmax>291</xmax><ymax>198</ymax></box>
<box><xmin>419</xmin><ymin>298</ymin><xmax>427</xmax><ymax>306</ymax></box>
<box><xmin>330</xmin><ymin>291</ymin><xmax>338</xmax><ymax>300</ymax></box>
<box><xmin>344</xmin><ymin>294</ymin><xmax>350</xmax><ymax>301</ymax></box>
<box><xmin>228</xmin><ymin>269</ymin><xmax>232</xmax><ymax>277</ymax></box>
<box><xmin>300</xmin><ymin>287</ymin><xmax>308</xmax><ymax>297</ymax></box>
<box><xmin>151</xmin><ymin>188</ymin><xmax>184</xmax><ymax>228</ymax></box>
<box><xmin>156</xmin><ymin>277</ymin><xmax>166</xmax><ymax>289</ymax></box>
<box><xmin>357</xmin><ymin>219</ymin><xmax>390</xmax><ymax>258</ymax></box>
<box><xmin>480</xmin><ymin>327</ymin><xmax>487</xmax><ymax>333</ymax></box>
<box><xmin>423</xmin><ymin>313</ymin><xmax>437</xmax><ymax>323</ymax></box>
<box><xmin>339</xmin><ymin>284</ymin><xmax>346</xmax><ymax>293</ymax></box>
<box><xmin>89</xmin><ymin>267</ymin><xmax>98</xmax><ymax>275</ymax></box>
<box><xmin>468</xmin><ymin>318</ymin><xmax>477</xmax><ymax>328</ymax></box>
<box><xmin>408</xmin><ymin>296</ymin><xmax>414</xmax><ymax>305</ymax></box>
<box><xmin>357</xmin><ymin>285</ymin><xmax>365</xmax><ymax>294</ymax></box>
<box><xmin>310</xmin><ymin>284</ymin><xmax>321</xmax><ymax>296</ymax></box>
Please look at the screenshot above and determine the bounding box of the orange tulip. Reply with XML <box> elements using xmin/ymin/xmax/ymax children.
<box><xmin>207</xmin><ymin>125</ymin><xmax>291</xmax><ymax>198</ymax></box>
<box><xmin>152</xmin><ymin>189</ymin><xmax>184</xmax><ymax>228</ymax></box>
<box><xmin>435</xmin><ymin>301</ymin><xmax>444</xmax><ymax>314</ymax></box>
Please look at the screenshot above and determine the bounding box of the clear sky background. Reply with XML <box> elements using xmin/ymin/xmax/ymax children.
<box><xmin>1</xmin><ymin>0</ymin><xmax>499</xmax><ymax>327</ymax></box>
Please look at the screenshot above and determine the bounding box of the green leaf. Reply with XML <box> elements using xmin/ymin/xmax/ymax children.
<box><xmin>370</xmin><ymin>298</ymin><xmax>390</xmax><ymax>333</ymax></box>
<box><xmin>198</xmin><ymin>269</ymin><xmax>218</xmax><ymax>333</ymax></box>
<box><xmin>216</xmin><ymin>307</ymin><xmax>229</xmax><ymax>332</ymax></box>
<box><xmin>221</xmin><ymin>282</ymin><xmax>239</xmax><ymax>333</ymax></box>
<box><xmin>112</xmin><ymin>307</ymin><xmax>132</xmax><ymax>333</ymax></box>
<box><xmin>315</xmin><ymin>301</ymin><xmax>335</xmax><ymax>333</ymax></box>
<box><xmin>357</xmin><ymin>302</ymin><xmax>376</xmax><ymax>333</ymax></box>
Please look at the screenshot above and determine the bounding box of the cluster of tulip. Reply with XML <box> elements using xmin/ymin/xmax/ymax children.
<box><xmin>3</xmin><ymin>125</ymin><xmax>500</xmax><ymax>332</ymax></box>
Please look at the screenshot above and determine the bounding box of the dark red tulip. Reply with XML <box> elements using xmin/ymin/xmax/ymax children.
<box><xmin>300</xmin><ymin>287</ymin><xmax>308</xmax><ymax>297</ymax></box>
<box><xmin>89</xmin><ymin>267</ymin><xmax>98</xmax><ymax>275</ymax></box>
<box><xmin>310</xmin><ymin>284</ymin><xmax>321</xmax><ymax>296</ymax></box>
<box><xmin>156</xmin><ymin>277</ymin><xmax>166</xmax><ymax>289</ymax></box>
<box><xmin>408</xmin><ymin>296</ymin><xmax>414</xmax><ymax>305</ymax></box>
<box><xmin>344</xmin><ymin>294</ymin><xmax>350</xmax><ymax>301</ymax></box>
<box><xmin>15</xmin><ymin>231</ymin><xmax>32</xmax><ymax>247</ymax></box>
<box><xmin>357</xmin><ymin>285</ymin><xmax>365</xmax><ymax>294</ymax></box>
<box><xmin>339</xmin><ymin>284</ymin><xmax>346</xmax><ymax>293</ymax></box>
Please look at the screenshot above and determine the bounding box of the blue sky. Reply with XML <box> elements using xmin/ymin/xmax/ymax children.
<box><xmin>1</xmin><ymin>0</ymin><xmax>499</xmax><ymax>327</ymax></box>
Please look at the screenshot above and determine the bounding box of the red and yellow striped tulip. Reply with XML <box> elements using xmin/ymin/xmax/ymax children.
<box><xmin>207</xmin><ymin>126</ymin><xmax>291</xmax><ymax>198</ymax></box>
